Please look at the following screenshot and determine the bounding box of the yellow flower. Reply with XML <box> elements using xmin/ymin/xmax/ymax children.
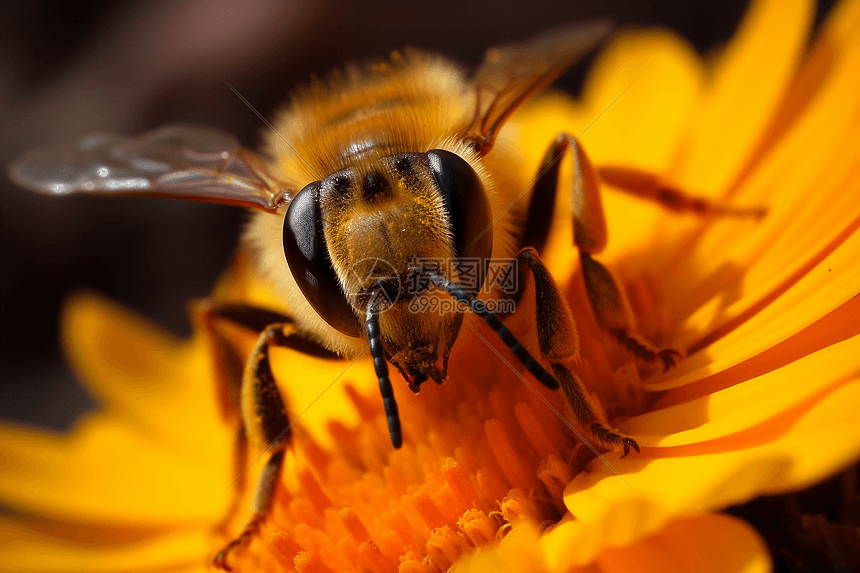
<box><xmin>2</xmin><ymin>0</ymin><xmax>859</xmax><ymax>571</ymax></box>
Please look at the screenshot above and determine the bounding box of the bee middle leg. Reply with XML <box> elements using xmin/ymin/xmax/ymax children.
<box><xmin>521</xmin><ymin>133</ymin><xmax>681</xmax><ymax>372</ymax></box>
<box><xmin>504</xmin><ymin>247</ymin><xmax>639</xmax><ymax>457</ymax></box>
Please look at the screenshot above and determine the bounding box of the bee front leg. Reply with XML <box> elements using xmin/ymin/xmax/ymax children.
<box><xmin>522</xmin><ymin>133</ymin><xmax>681</xmax><ymax>372</ymax></box>
<box><xmin>210</xmin><ymin>319</ymin><xmax>296</xmax><ymax>572</ymax></box>
<box><xmin>506</xmin><ymin>247</ymin><xmax>639</xmax><ymax>458</ymax></box>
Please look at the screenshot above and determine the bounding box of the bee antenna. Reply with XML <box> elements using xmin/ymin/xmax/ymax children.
<box><xmin>367</xmin><ymin>289</ymin><xmax>403</xmax><ymax>448</ymax></box>
<box><xmin>427</xmin><ymin>272</ymin><xmax>560</xmax><ymax>391</ymax></box>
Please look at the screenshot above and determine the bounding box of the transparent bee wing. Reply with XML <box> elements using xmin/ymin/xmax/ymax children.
<box><xmin>466</xmin><ymin>20</ymin><xmax>612</xmax><ymax>154</ymax></box>
<box><xmin>9</xmin><ymin>124</ymin><xmax>289</xmax><ymax>212</ymax></box>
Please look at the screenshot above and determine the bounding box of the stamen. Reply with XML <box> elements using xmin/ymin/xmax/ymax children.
<box><xmin>327</xmin><ymin>421</ymin><xmax>362</xmax><ymax>466</ymax></box>
<box><xmin>454</xmin><ymin>443</ymin><xmax>479</xmax><ymax>477</ymax></box>
<box><xmin>426</xmin><ymin>526</ymin><xmax>472</xmax><ymax>570</ymax></box>
<box><xmin>250</xmin><ymin>273</ymin><xmax>630</xmax><ymax>571</ymax></box>
<box><xmin>412</xmin><ymin>490</ymin><xmax>448</xmax><ymax>529</ymax></box>
<box><xmin>357</xmin><ymin>541</ymin><xmax>396</xmax><ymax>573</ymax></box>
<box><xmin>339</xmin><ymin>507</ymin><xmax>372</xmax><ymax>543</ymax></box>
<box><xmin>299</xmin><ymin>469</ymin><xmax>332</xmax><ymax>515</ymax></box>
<box><xmin>337</xmin><ymin>536</ymin><xmax>362</xmax><ymax>568</ymax></box>
<box><xmin>300</xmin><ymin>434</ymin><xmax>331</xmax><ymax>475</ymax></box>
<box><xmin>387</xmin><ymin>508</ymin><xmax>420</xmax><ymax>549</ymax></box>
<box><xmin>290</xmin><ymin>497</ymin><xmax>324</xmax><ymax>529</ymax></box>
<box><xmin>514</xmin><ymin>402</ymin><xmax>563</xmax><ymax>461</ymax></box>
<box><xmin>270</xmin><ymin>531</ymin><xmax>302</xmax><ymax>565</ymax></box>
<box><xmin>294</xmin><ymin>550</ymin><xmax>334</xmax><ymax>573</ymax></box>
<box><xmin>458</xmin><ymin>509</ymin><xmax>499</xmax><ymax>545</ymax></box>
<box><xmin>400</xmin><ymin>554</ymin><xmax>436</xmax><ymax>573</ymax></box>
<box><xmin>383</xmin><ymin>466</ymin><xmax>408</xmax><ymax>497</ymax></box>
<box><xmin>377</xmin><ymin>531</ymin><xmax>405</xmax><ymax>558</ymax></box>
<box><xmin>485</xmin><ymin>419</ymin><xmax>534</xmax><ymax>491</ymax></box>
<box><xmin>476</xmin><ymin>467</ymin><xmax>509</xmax><ymax>504</ymax></box>
<box><xmin>499</xmin><ymin>488</ymin><xmax>544</xmax><ymax>524</ymax></box>
<box><xmin>537</xmin><ymin>454</ymin><xmax>575</xmax><ymax>508</ymax></box>
<box><xmin>441</xmin><ymin>458</ymin><xmax>478</xmax><ymax>514</ymax></box>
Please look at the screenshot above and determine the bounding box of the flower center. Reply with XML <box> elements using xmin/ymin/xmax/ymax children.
<box><xmin>239</xmin><ymin>310</ymin><xmax>651</xmax><ymax>572</ymax></box>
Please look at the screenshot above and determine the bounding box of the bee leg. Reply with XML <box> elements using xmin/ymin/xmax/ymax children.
<box><xmin>596</xmin><ymin>166</ymin><xmax>767</xmax><ymax>219</ymax></box>
<box><xmin>524</xmin><ymin>133</ymin><xmax>681</xmax><ymax>371</ymax></box>
<box><xmin>200</xmin><ymin>303</ymin><xmax>298</xmax><ymax>417</ymax></box>
<box><xmin>201</xmin><ymin>303</ymin><xmax>339</xmax><ymax>569</ymax></box>
<box><xmin>212</xmin><ymin>321</ymin><xmax>297</xmax><ymax>571</ymax></box>
<box><xmin>578</xmin><ymin>253</ymin><xmax>681</xmax><ymax>371</ymax></box>
<box><xmin>431</xmin><ymin>260</ymin><xmax>635</xmax><ymax>457</ymax></box>
<box><xmin>509</xmin><ymin>248</ymin><xmax>639</xmax><ymax>458</ymax></box>
<box><xmin>517</xmin><ymin>133</ymin><xmax>605</xmax><ymax>255</ymax></box>
<box><xmin>195</xmin><ymin>303</ymin><xmax>252</xmax><ymax>552</ymax></box>
<box><xmin>213</xmin><ymin>450</ymin><xmax>285</xmax><ymax>571</ymax></box>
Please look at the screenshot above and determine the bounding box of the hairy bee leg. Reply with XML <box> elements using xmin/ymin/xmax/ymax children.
<box><xmin>578</xmin><ymin>253</ymin><xmax>681</xmax><ymax>371</ymax></box>
<box><xmin>597</xmin><ymin>166</ymin><xmax>767</xmax><ymax>218</ymax></box>
<box><xmin>213</xmin><ymin>322</ymin><xmax>294</xmax><ymax>571</ymax></box>
<box><xmin>551</xmin><ymin>364</ymin><xmax>639</xmax><ymax>457</ymax></box>
<box><xmin>201</xmin><ymin>303</ymin><xmax>341</xmax><ymax>570</ymax></box>
<box><xmin>521</xmin><ymin>137</ymin><xmax>765</xmax><ymax>242</ymax></box>
<box><xmin>508</xmin><ymin>248</ymin><xmax>638</xmax><ymax>458</ymax></box>
<box><xmin>518</xmin><ymin>133</ymin><xmax>606</xmax><ymax>255</ymax></box>
<box><xmin>196</xmin><ymin>304</ymin><xmax>260</xmax><ymax>551</ymax></box>
<box><xmin>207</xmin><ymin>302</ymin><xmax>340</xmax><ymax>360</ymax></box>
<box><xmin>213</xmin><ymin>450</ymin><xmax>285</xmax><ymax>571</ymax></box>
<box><xmin>511</xmin><ymin>247</ymin><xmax>580</xmax><ymax>362</ymax></box>
<box><xmin>199</xmin><ymin>302</ymin><xmax>295</xmax><ymax>416</ymax></box>
<box><xmin>525</xmin><ymin>133</ymin><xmax>680</xmax><ymax>370</ymax></box>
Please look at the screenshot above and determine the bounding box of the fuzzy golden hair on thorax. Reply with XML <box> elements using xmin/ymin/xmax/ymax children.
<box><xmin>266</xmin><ymin>49</ymin><xmax>475</xmax><ymax>187</ymax></box>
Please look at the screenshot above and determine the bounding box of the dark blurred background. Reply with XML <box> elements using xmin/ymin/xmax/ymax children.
<box><xmin>2</xmin><ymin>2</ymin><xmax>855</xmax><ymax>571</ymax></box>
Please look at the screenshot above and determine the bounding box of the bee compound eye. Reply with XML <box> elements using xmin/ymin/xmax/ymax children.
<box><xmin>283</xmin><ymin>182</ymin><xmax>361</xmax><ymax>337</ymax></box>
<box><xmin>427</xmin><ymin>149</ymin><xmax>494</xmax><ymax>295</ymax></box>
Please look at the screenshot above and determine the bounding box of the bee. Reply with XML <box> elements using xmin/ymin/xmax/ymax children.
<box><xmin>9</xmin><ymin>21</ymin><xmax>731</xmax><ymax>569</ymax></box>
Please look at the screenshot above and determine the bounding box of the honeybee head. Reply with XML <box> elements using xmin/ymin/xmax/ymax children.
<box><xmin>282</xmin><ymin>148</ymin><xmax>493</xmax><ymax>387</ymax></box>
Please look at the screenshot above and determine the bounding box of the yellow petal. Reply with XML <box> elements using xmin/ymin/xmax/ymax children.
<box><xmin>724</xmin><ymin>0</ymin><xmax>860</xmax><ymax>196</ymax></box>
<box><xmin>651</xmin><ymin>187</ymin><xmax>860</xmax><ymax>391</ymax></box>
<box><xmin>655</xmin><ymin>293</ymin><xmax>860</xmax><ymax>408</ymax></box>
<box><xmin>453</xmin><ymin>513</ymin><xmax>769</xmax><ymax>573</ymax></box>
<box><xmin>0</xmin><ymin>293</ymin><xmax>235</xmax><ymax>525</ymax></box>
<box><xmin>675</xmin><ymin>0</ymin><xmax>814</xmax><ymax>195</ymax></box>
<box><xmin>578</xmin><ymin>28</ymin><xmax>705</xmax><ymax>270</ymax></box>
<box><xmin>647</xmin><ymin>3</ymin><xmax>860</xmax><ymax>389</ymax></box>
<box><xmin>507</xmin><ymin>30</ymin><xmax>705</xmax><ymax>278</ymax></box>
<box><xmin>0</xmin><ymin>517</ymin><xmax>212</xmax><ymax>573</ymax></box>
<box><xmin>541</xmin><ymin>513</ymin><xmax>769</xmax><ymax>573</ymax></box>
<box><xmin>61</xmin><ymin>292</ymin><xmax>234</xmax><ymax>453</ymax></box>
<box><xmin>624</xmin><ymin>323</ymin><xmax>860</xmax><ymax>447</ymax></box>
<box><xmin>556</xmin><ymin>342</ymin><xmax>860</xmax><ymax>564</ymax></box>
<box><xmin>576</xmin><ymin>29</ymin><xmax>704</xmax><ymax>173</ymax></box>
<box><xmin>0</xmin><ymin>413</ymin><xmax>233</xmax><ymax>526</ymax></box>
<box><xmin>451</xmin><ymin>521</ymin><xmax>549</xmax><ymax>572</ymax></box>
